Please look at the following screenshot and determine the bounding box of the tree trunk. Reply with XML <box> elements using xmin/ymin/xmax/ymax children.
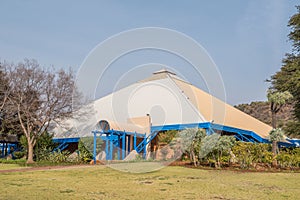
<box><xmin>191</xmin><ymin>150</ymin><xmax>197</xmax><ymax>167</ymax></box>
<box><xmin>271</xmin><ymin>111</ymin><xmax>277</xmax><ymax>129</ymax></box>
<box><xmin>27</xmin><ymin>141</ymin><xmax>35</xmax><ymax>164</ymax></box>
<box><xmin>272</xmin><ymin>141</ymin><xmax>277</xmax><ymax>167</ymax></box>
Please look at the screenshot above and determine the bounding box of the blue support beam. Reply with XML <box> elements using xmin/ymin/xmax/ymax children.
<box><xmin>110</xmin><ymin>136</ymin><xmax>113</xmax><ymax>160</ymax></box>
<box><xmin>134</xmin><ymin>132</ymin><xmax>137</xmax><ymax>150</ymax></box>
<box><xmin>151</xmin><ymin>122</ymin><xmax>275</xmax><ymax>145</ymax></box>
<box><xmin>143</xmin><ymin>134</ymin><xmax>147</xmax><ymax>158</ymax></box>
<box><xmin>127</xmin><ymin>135</ymin><xmax>131</xmax><ymax>153</ymax></box>
<box><xmin>1</xmin><ymin>143</ymin><xmax>4</xmax><ymax>157</ymax></box>
<box><xmin>117</xmin><ymin>136</ymin><xmax>120</xmax><ymax>160</ymax></box>
<box><xmin>122</xmin><ymin>134</ymin><xmax>125</xmax><ymax>159</ymax></box>
<box><xmin>93</xmin><ymin>132</ymin><xmax>97</xmax><ymax>164</ymax></box>
<box><xmin>53</xmin><ymin>137</ymin><xmax>80</xmax><ymax>143</ymax></box>
<box><xmin>55</xmin><ymin>120</ymin><xmax>299</xmax><ymax>162</ymax></box>
<box><xmin>105</xmin><ymin>139</ymin><xmax>109</xmax><ymax>160</ymax></box>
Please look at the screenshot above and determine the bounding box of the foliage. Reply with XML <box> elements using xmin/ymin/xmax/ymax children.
<box><xmin>269</xmin><ymin>128</ymin><xmax>285</xmax><ymax>142</ymax></box>
<box><xmin>288</xmin><ymin>5</ymin><xmax>300</xmax><ymax>52</ymax></box>
<box><xmin>78</xmin><ymin>139</ymin><xmax>93</xmax><ymax>162</ymax></box>
<box><xmin>199</xmin><ymin>134</ymin><xmax>236</xmax><ymax>168</ymax></box>
<box><xmin>13</xmin><ymin>151</ymin><xmax>25</xmax><ymax>159</ymax></box>
<box><xmin>0</xmin><ymin>63</ymin><xmax>21</xmax><ymax>136</ymax></box>
<box><xmin>267</xmin><ymin>90</ymin><xmax>293</xmax><ymax>128</ymax></box>
<box><xmin>19</xmin><ymin>132</ymin><xmax>56</xmax><ymax>161</ymax></box>
<box><xmin>276</xmin><ymin>148</ymin><xmax>300</xmax><ymax>168</ymax></box>
<box><xmin>0</xmin><ymin>158</ymin><xmax>27</xmax><ymax>166</ymax></box>
<box><xmin>269</xmin><ymin>128</ymin><xmax>285</xmax><ymax>167</ymax></box>
<box><xmin>235</xmin><ymin>101</ymin><xmax>296</xmax><ymax>137</ymax></box>
<box><xmin>45</xmin><ymin>150</ymin><xmax>70</xmax><ymax>163</ymax></box>
<box><xmin>35</xmin><ymin>132</ymin><xmax>57</xmax><ymax>161</ymax></box>
<box><xmin>158</xmin><ymin>130</ymin><xmax>178</xmax><ymax>144</ymax></box>
<box><xmin>19</xmin><ymin>135</ymin><xmax>28</xmax><ymax>155</ymax></box>
<box><xmin>270</xmin><ymin>6</ymin><xmax>300</xmax><ymax>136</ymax></box>
<box><xmin>78</xmin><ymin>137</ymin><xmax>103</xmax><ymax>163</ymax></box>
<box><xmin>267</xmin><ymin>90</ymin><xmax>293</xmax><ymax>107</ymax></box>
<box><xmin>232</xmin><ymin>142</ymin><xmax>273</xmax><ymax>169</ymax></box>
<box><xmin>283</xmin><ymin>120</ymin><xmax>300</xmax><ymax>138</ymax></box>
<box><xmin>0</xmin><ymin>59</ymin><xmax>80</xmax><ymax>163</ymax></box>
<box><xmin>179</xmin><ymin>128</ymin><xmax>206</xmax><ymax>166</ymax></box>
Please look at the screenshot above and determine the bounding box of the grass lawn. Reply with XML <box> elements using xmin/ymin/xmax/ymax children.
<box><xmin>0</xmin><ymin>163</ymin><xmax>27</xmax><ymax>170</ymax></box>
<box><xmin>0</xmin><ymin>163</ymin><xmax>299</xmax><ymax>200</ymax></box>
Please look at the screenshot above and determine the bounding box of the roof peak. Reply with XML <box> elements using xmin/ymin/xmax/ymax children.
<box><xmin>153</xmin><ymin>69</ymin><xmax>176</xmax><ymax>76</ymax></box>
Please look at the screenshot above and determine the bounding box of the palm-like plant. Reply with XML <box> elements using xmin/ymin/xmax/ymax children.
<box><xmin>269</xmin><ymin>128</ymin><xmax>284</xmax><ymax>166</ymax></box>
<box><xmin>267</xmin><ymin>90</ymin><xmax>293</xmax><ymax>128</ymax></box>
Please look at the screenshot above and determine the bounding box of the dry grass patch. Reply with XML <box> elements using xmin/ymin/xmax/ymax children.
<box><xmin>0</xmin><ymin>164</ymin><xmax>299</xmax><ymax>199</ymax></box>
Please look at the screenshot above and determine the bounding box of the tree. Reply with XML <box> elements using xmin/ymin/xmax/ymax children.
<box><xmin>288</xmin><ymin>6</ymin><xmax>300</xmax><ymax>53</ymax></box>
<box><xmin>179</xmin><ymin>128</ymin><xmax>206</xmax><ymax>166</ymax></box>
<box><xmin>0</xmin><ymin>63</ymin><xmax>9</xmax><ymax>129</ymax></box>
<box><xmin>269</xmin><ymin>128</ymin><xmax>284</xmax><ymax>167</ymax></box>
<box><xmin>199</xmin><ymin>133</ymin><xmax>235</xmax><ymax>168</ymax></box>
<box><xmin>0</xmin><ymin>62</ymin><xmax>21</xmax><ymax>136</ymax></box>
<box><xmin>270</xmin><ymin>6</ymin><xmax>300</xmax><ymax>136</ymax></box>
<box><xmin>267</xmin><ymin>90</ymin><xmax>292</xmax><ymax>128</ymax></box>
<box><xmin>3</xmin><ymin>59</ymin><xmax>79</xmax><ymax>163</ymax></box>
<box><xmin>20</xmin><ymin>132</ymin><xmax>56</xmax><ymax>161</ymax></box>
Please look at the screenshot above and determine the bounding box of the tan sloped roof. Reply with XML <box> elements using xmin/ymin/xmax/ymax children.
<box><xmin>172</xmin><ymin>77</ymin><xmax>272</xmax><ymax>138</ymax></box>
<box><xmin>53</xmin><ymin>69</ymin><xmax>272</xmax><ymax>139</ymax></box>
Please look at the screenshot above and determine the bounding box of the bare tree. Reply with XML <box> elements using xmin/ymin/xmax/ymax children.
<box><xmin>0</xmin><ymin>62</ymin><xmax>10</xmax><ymax>112</ymax></box>
<box><xmin>3</xmin><ymin>59</ymin><xmax>79</xmax><ymax>163</ymax></box>
<box><xmin>0</xmin><ymin>62</ymin><xmax>15</xmax><ymax>134</ymax></box>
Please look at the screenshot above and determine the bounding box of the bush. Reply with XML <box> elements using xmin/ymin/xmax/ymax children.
<box><xmin>232</xmin><ymin>142</ymin><xmax>273</xmax><ymax>169</ymax></box>
<box><xmin>13</xmin><ymin>151</ymin><xmax>25</xmax><ymax>159</ymax></box>
<box><xmin>46</xmin><ymin>150</ymin><xmax>70</xmax><ymax>163</ymax></box>
<box><xmin>277</xmin><ymin>148</ymin><xmax>300</xmax><ymax>168</ymax></box>
<box><xmin>19</xmin><ymin>132</ymin><xmax>57</xmax><ymax>161</ymax></box>
<box><xmin>158</xmin><ymin>130</ymin><xmax>178</xmax><ymax>144</ymax></box>
<box><xmin>0</xmin><ymin>158</ymin><xmax>27</xmax><ymax>166</ymax></box>
<box><xmin>199</xmin><ymin>134</ymin><xmax>236</xmax><ymax>168</ymax></box>
<box><xmin>78</xmin><ymin>138</ymin><xmax>93</xmax><ymax>163</ymax></box>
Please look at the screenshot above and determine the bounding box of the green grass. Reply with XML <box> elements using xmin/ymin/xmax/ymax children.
<box><xmin>0</xmin><ymin>163</ymin><xmax>27</xmax><ymax>170</ymax></box>
<box><xmin>0</xmin><ymin>158</ymin><xmax>81</xmax><ymax>168</ymax></box>
<box><xmin>0</xmin><ymin>163</ymin><xmax>299</xmax><ymax>200</ymax></box>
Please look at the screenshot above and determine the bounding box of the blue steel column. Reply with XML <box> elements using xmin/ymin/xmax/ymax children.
<box><xmin>143</xmin><ymin>133</ymin><xmax>147</xmax><ymax>158</ymax></box>
<box><xmin>127</xmin><ymin>135</ymin><xmax>131</xmax><ymax>153</ymax></box>
<box><xmin>110</xmin><ymin>135</ymin><xmax>113</xmax><ymax>160</ymax></box>
<box><xmin>93</xmin><ymin>132</ymin><xmax>97</xmax><ymax>164</ymax></box>
<box><xmin>134</xmin><ymin>132</ymin><xmax>137</xmax><ymax>150</ymax></box>
<box><xmin>5</xmin><ymin>143</ymin><xmax>7</xmax><ymax>157</ymax></box>
<box><xmin>1</xmin><ymin>143</ymin><xmax>4</xmax><ymax>157</ymax></box>
<box><xmin>122</xmin><ymin>134</ymin><xmax>125</xmax><ymax>159</ymax></box>
<box><xmin>117</xmin><ymin>136</ymin><xmax>120</xmax><ymax>160</ymax></box>
<box><xmin>7</xmin><ymin>144</ymin><xmax>10</xmax><ymax>154</ymax></box>
<box><xmin>105</xmin><ymin>137</ymin><xmax>109</xmax><ymax>160</ymax></box>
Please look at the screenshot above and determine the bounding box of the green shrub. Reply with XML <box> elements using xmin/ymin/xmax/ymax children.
<box><xmin>13</xmin><ymin>151</ymin><xmax>25</xmax><ymax>159</ymax></box>
<box><xmin>158</xmin><ymin>130</ymin><xmax>178</xmax><ymax>144</ymax></box>
<box><xmin>78</xmin><ymin>138</ymin><xmax>93</xmax><ymax>163</ymax></box>
<box><xmin>46</xmin><ymin>150</ymin><xmax>70</xmax><ymax>163</ymax></box>
<box><xmin>19</xmin><ymin>132</ymin><xmax>57</xmax><ymax>161</ymax></box>
<box><xmin>0</xmin><ymin>158</ymin><xmax>27</xmax><ymax>166</ymax></box>
<box><xmin>199</xmin><ymin>134</ymin><xmax>236</xmax><ymax>168</ymax></box>
<box><xmin>277</xmin><ymin>148</ymin><xmax>300</xmax><ymax>168</ymax></box>
<box><xmin>261</xmin><ymin>151</ymin><xmax>273</xmax><ymax>165</ymax></box>
<box><xmin>232</xmin><ymin>142</ymin><xmax>252</xmax><ymax>168</ymax></box>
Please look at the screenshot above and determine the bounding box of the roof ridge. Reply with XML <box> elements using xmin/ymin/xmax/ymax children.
<box><xmin>165</xmin><ymin>74</ymin><xmax>207</xmax><ymax>122</ymax></box>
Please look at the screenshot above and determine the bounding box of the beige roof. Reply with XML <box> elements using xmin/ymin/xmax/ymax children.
<box><xmin>53</xmin><ymin>69</ymin><xmax>272</xmax><ymax>139</ymax></box>
<box><xmin>171</xmin><ymin>78</ymin><xmax>272</xmax><ymax>138</ymax></box>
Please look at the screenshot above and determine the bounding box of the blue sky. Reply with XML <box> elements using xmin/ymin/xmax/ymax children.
<box><xmin>0</xmin><ymin>1</ymin><xmax>298</xmax><ymax>105</ymax></box>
